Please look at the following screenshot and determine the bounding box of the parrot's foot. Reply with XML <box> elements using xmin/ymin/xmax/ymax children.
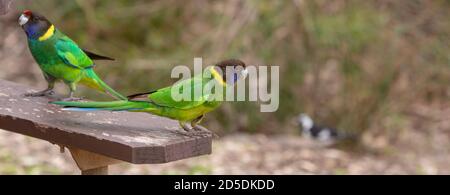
<box><xmin>193</xmin><ymin>125</ymin><xmax>219</xmax><ymax>138</ymax></box>
<box><xmin>180</xmin><ymin>123</ymin><xmax>192</xmax><ymax>132</ymax></box>
<box><xmin>179</xmin><ymin>122</ymin><xmax>218</xmax><ymax>138</ymax></box>
<box><xmin>181</xmin><ymin>130</ymin><xmax>216</xmax><ymax>138</ymax></box>
<box><xmin>180</xmin><ymin>122</ymin><xmax>219</xmax><ymax>138</ymax></box>
<box><xmin>25</xmin><ymin>89</ymin><xmax>55</xmax><ymax>97</ymax></box>
<box><xmin>193</xmin><ymin>125</ymin><xmax>209</xmax><ymax>132</ymax></box>
<box><xmin>59</xmin><ymin>97</ymin><xmax>84</xmax><ymax>102</ymax></box>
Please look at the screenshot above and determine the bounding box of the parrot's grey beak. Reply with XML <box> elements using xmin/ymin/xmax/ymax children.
<box><xmin>18</xmin><ymin>14</ymin><xmax>29</xmax><ymax>26</ymax></box>
<box><xmin>240</xmin><ymin>68</ymin><xmax>249</xmax><ymax>79</ymax></box>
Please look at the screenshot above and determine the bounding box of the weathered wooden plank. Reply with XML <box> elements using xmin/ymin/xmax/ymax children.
<box><xmin>0</xmin><ymin>80</ymin><xmax>212</xmax><ymax>164</ymax></box>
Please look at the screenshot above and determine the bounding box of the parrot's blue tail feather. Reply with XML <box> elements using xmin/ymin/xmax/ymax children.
<box><xmin>50</xmin><ymin>100</ymin><xmax>150</xmax><ymax>112</ymax></box>
<box><xmin>62</xmin><ymin>107</ymin><xmax>107</xmax><ymax>112</ymax></box>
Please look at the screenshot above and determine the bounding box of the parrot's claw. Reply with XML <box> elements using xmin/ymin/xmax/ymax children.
<box><xmin>25</xmin><ymin>90</ymin><xmax>55</xmax><ymax>97</ymax></box>
<box><xmin>190</xmin><ymin>131</ymin><xmax>219</xmax><ymax>138</ymax></box>
<box><xmin>193</xmin><ymin>125</ymin><xmax>208</xmax><ymax>132</ymax></box>
<box><xmin>179</xmin><ymin>122</ymin><xmax>218</xmax><ymax>138</ymax></box>
<box><xmin>193</xmin><ymin>125</ymin><xmax>219</xmax><ymax>138</ymax></box>
<box><xmin>180</xmin><ymin>122</ymin><xmax>192</xmax><ymax>132</ymax></box>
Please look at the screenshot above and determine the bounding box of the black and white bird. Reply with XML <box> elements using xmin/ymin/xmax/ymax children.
<box><xmin>298</xmin><ymin>113</ymin><xmax>354</xmax><ymax>142</ymax></box>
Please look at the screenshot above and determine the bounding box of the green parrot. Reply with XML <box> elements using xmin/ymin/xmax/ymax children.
<box><xmin>18</xmin><ymin>10</ymin><xmax>126</xmax><ymax>101</ymax></box>
<box><xmin>51</xmin><ymin>59</ymin><xmax>248</xmax><ymax>133</ymax></box>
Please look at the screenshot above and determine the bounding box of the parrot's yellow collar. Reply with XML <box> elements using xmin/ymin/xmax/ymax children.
<box><xmin>209</xmin><ymin>67</ymin><xmax>227</xmax><ymax>86</ymax></box>
<box><xmin>38</xmin><ymin>25</ymin><xmax>55</xmax><ymax>41</ymax></box>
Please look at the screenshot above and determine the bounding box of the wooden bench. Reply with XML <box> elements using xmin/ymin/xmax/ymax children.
<box><xmin>0</xmin><ymin>80</ymin><xmax>213</xmax><ymax>174</ymax></box>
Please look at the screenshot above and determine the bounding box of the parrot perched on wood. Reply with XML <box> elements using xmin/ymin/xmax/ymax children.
<box><xmin>51</xmin><ymin>59</ymin><xmax>248</xmax><ymax>133</ymax></box>
<box><xmin>18</xmin><ymin>10</ymin><xmax>126</xmax><ymax>101</ymax></box>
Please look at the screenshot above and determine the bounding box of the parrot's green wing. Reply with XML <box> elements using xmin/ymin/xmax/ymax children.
<box><xmin>55</xmin><ymin>37</ymin><xmax>94</xmax><ymax>69</ymax></box>
<box><xmin>129</xmin><ymin>76</ymin><xmax>211</xmax><ymax>110</ymax></box>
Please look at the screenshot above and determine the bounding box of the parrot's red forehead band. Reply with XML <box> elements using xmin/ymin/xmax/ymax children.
<box><xmin>23</xmin><ymin>10</ymin><xmax>32</xmax><ymax>16</ymax></box>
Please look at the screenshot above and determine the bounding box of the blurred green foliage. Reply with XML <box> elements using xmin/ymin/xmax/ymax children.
<box><xmin>11</xmin><ymin>0</ymin><xmax>450</xmax><ymax>137</ymax></box>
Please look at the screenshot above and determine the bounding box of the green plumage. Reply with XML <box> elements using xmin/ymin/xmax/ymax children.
<box><xmin>52</xmin><ymin>70</ymin><xmax>225</xmax><ymax>131</ymax></box>
<box><xmin>22</xmin><ymin>11</ymin><xmax>246</xmax><ymax>133</ymax></box>
<box><xmin>21</xmin><ymin>11</ymin><xmax>126</xmax><ymax>100</ymax></box>
<box><xmin>28</xmin><ymin>30</ymin><xmax>126</xmax><ymax>100</ymax></box>
<box><xmin>52</xmin><ymin>57</ymin><xmax>247</xmax><ymax>133</ymax></box>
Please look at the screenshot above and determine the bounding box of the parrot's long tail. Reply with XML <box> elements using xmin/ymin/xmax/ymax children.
<box><xmin>50</xmin><ymin>100</ymin><xmax>151</xmax><ymax>112</ymax></box>
<box><xmin>81</xmin><ymin>68</ymin><xmax>127</xmax><ymax>100</ymax></box>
